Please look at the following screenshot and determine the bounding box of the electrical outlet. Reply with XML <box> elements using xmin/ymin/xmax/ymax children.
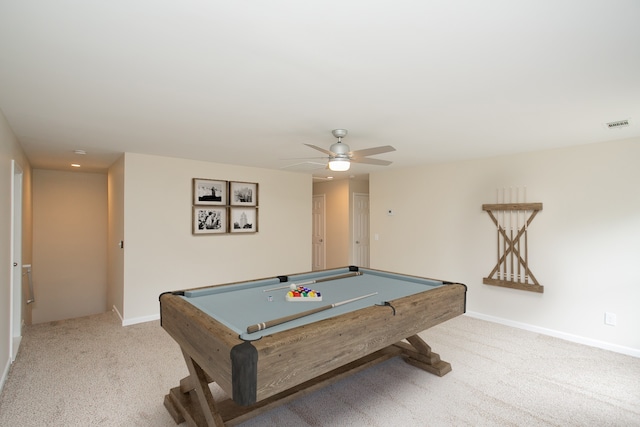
<box><xmin>604</xmin><ymin>312</ymin><xmax>617</xmax><ymax>326</ymax></box>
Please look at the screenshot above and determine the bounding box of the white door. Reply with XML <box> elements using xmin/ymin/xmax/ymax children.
<box><xmin>10</xmin><ymin>160</ymin><xmax>23</xmax><ymax>361</ymax></box>
<box><xmin>353</xmin><ymin>193</ymin><xmax>370</xmax><ymax>267</ymax></box>
<box><xmin>312</xmin><ymin>195</ymin><xmax>326</xmax><ymax>270</ymax></box>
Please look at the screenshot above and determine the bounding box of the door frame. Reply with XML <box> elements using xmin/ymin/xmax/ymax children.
<box><xmin>10</xmin><ymin>160</ymin><xmax>23</xmax><ymax>361</ymax></box>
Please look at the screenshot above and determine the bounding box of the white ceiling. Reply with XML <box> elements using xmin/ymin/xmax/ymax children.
<box><xmin>1</xmin><ymin>1</ymin><xmax>639</xmax><ymax>178</ymax></box>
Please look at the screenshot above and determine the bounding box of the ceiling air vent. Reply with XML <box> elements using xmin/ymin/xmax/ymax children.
<box><xmin>605</xmin><ymin>119</ymin><xmax>630</xmax><ymax>129</ymax></box>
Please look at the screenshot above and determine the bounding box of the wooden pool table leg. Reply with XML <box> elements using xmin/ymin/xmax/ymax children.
<box><xmin>163</xmin><ymin>349</ymin><xmax>225</xmax><ymax>427</ymax></box>
<box><xmin>393</xmin><ymin>334</ymin><xmax>452</xmax><ymax>377</ymax></box>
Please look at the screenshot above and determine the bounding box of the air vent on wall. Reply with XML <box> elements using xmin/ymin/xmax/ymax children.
<box><xmin>605</xmin><ymin>119</ymin><xmax>630</xmax><ymax>129</ymax></box>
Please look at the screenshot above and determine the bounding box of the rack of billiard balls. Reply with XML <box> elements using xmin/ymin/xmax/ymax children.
<box><xmin>286</xmin><ymin>285</ymin><xmax>322</xmax><ymax>302</ymax></box>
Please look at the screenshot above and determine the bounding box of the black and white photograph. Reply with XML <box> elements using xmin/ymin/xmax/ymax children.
<box><xmin>193</xmin><ymin>207</ymin><xmax>227</xmax><ymax>234</ymax></box>
<box><xmin>230</xmin><ymin>207</ymin><xmax>258</xmax><ymax>233</ymax></box>
<box><xmin>193</xmin><ymin>178</ymin><xmax>227</xmax><ymax>205</ymax></box>
<box><xmin>229</xmin><ymin>181</ymin><xmax>258</xmax><ymax>206</ymax></box>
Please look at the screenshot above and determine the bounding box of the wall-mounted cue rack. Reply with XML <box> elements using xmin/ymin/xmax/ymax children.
<box><xmin>482</xmin><ymin>198</ymin><xmax>543</xmax><ymax>293</ymax></box>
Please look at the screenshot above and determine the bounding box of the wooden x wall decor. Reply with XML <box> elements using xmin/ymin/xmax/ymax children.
<box><xmin>482</xmin><ymin>188</ymin><xmax>543</xmax><ymax>293</ymax></box>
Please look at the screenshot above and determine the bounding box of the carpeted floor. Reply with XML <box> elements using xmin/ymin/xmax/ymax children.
<box><xmin>0</xmin><ymin>312</ymin><xmax>638</xmax><ymax>426</ymax></box>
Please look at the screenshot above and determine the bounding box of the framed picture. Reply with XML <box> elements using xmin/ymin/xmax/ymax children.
<box><xmin>193</xmin><ymin>207</ymin><xmax>228</xmax><ymax>234</ymax></box>
<box><xmin>230</xmin><ymin>181</ymin><xmax>258</xmax><ymax>206</ymax></box>
<box><xmin>230</xmin><ymin>207</ymin><xmax>258</xmax><ymax>233</ymax></box>
<box><xmin>193</xmin><ymin>178</ymin><xmax>227</xmax><ymax>205</ymax></box>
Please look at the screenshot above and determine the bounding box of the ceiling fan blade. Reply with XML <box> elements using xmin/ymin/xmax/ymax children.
<box><xmin>280</xmin><ymin>156</ymin><xmax>328</xmax><ymax>160</ymax></box>
<box><xmin>350</xmin><ymin>145</ymin><xmax>396</xmax><ymax>157</ymax></box>
<box><xmin>351</xmin><ymin>157</ymin><xmax>393</xmax><ymax>166</ymax></box>
<box><xmin>304</xmin><ymin>144</ymin><xmax>333</xmax><ymax>156</ymax></box>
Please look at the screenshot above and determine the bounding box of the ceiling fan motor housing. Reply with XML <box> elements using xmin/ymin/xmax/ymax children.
<box><xmin>330</xmin><ymin>141</ymin><xmax>350</xmax><ymax>156</ymax></box>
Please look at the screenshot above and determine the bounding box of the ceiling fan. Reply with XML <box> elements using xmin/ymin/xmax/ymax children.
<box><xmin>304</xmin><ymin>129</ymin><xmax>396</xmax><ymax>171</ymax></box>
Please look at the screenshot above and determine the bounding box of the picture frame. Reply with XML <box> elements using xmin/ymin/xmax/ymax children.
<box><xmin>230</xmin><ymin>207</ymin><xmax>258</xmax><ymax>233</ymax></box>
<box><xmin>229</xmin><ymin>181</ymin><xmax>258</xmax><ymax>206</ymax></box>
<box><xmin>193</xmin><ymin>207</ymin><xmax>228</xmax><ymax>235</ymax></box>
<box><xmin>193</xmin><ymin>178</ymin><xmax>227</xmax><ymax>205</ymax></box>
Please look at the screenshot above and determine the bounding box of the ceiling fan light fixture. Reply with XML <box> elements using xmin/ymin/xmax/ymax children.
<box><xmin>328</xmin><ymin>158</ymin><xmax>350</xmax><ymax>171</ymax></box>
<box><xmin>303</xmin><ymin>128</ymin><xmax>394</xmax><ymax>172</ymax></box>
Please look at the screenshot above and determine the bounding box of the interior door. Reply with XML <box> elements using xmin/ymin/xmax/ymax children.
<box><xmin>312</xmin><ymin>195</ymin><xmax>326</xmax><ymax>270</ymax></box>
<box><xmin>353</xmin><ymin>193</ymin><xmax>370</xmax><ymax>267</ymax></box>
<box><xmin>11</xmin><ymin>160</ymin><xmax>23</xmax><ymax>361</ymax></box>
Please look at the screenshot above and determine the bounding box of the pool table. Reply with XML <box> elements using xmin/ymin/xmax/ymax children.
<box><xmin>160</xmin><ymin>266</ymin><xmax>466</xmax><ymax>426</ymax></box>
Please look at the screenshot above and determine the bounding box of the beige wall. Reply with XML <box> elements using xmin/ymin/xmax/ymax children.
<box><xmin>31</xmin><ymin>170</ymin><xmax>108</xmax><ymax>323</ymax></box>
<box><xmin>115</xmin><ymin>153</ymin><xmax>312</xmax><ymax>323</ymax></box>
<box><xmin>21</xmin><ymin>161</ymin><xmax>33</xmax><ymax>326</ymax></box>
<box><xmin>107</xmin><ymin>155</ymin><xmax>125</xmax><ymax>316</ymax></box>
<box><xmin>0</xmin><ymin>109</ymin><xmax>32</xmax><ymax>387</ymax></box>
<box><xmin>370</xmin><ymin>137</ymin><xmax>640</xmax><ymax>355</ymax></box>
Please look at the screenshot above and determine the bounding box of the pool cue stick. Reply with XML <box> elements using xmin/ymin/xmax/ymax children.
<box><xmin>524</xmin><ymin>209</ymin><xmax>529</xmax><ymax>284</ymax></box>
<box><xmin>516</xmin><ymin>187</ymin><xmax>521</xmax><ymax>282</ymax></box>
<box><xmin>524</xmin><ymin>187</ymin><xmax>529</xmax><ymax>284</ymax></box>
<box><xmin>510</xmin><ymin>187</ymin><xmax>514</xmax><ymax>282</ymax></box>
<box><xmin>247</xmin><ymin>292</ymin><xmax>378</xmax><ymax>333</ymax></box>
<box><xmin>262</xmin><ymin>271</ymin><xmax>362</xmax><ymax>292</ymax></box>
<box><xmin>498</xmin><ymin>189</ymin><xmax>501</xmax><ymax>280</ymax></box>
<box><xmin>495</xmin><ymin>189</ymin><xmax>500</xmax><ymax>280</ymax></box>
<box><xmin>501</xmin><ymin>188</ymin><xmax>506</xmax><ymax>280</ymax></box>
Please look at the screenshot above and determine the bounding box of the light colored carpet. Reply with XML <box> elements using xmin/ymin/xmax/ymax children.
<box><xmin>0</xmin><ymin>311</ymin><xmax>638</xmax><ymax>426</ymax></box>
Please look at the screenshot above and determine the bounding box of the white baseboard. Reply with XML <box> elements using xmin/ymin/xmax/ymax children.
<box><xmin>1</xmin><ymin>356</ymin><xmax>10</xmax><ymax>395</ymax></box>
<box><xmin>111</xmin><ymin>304</ymin><xmax>160</xmax><ymax>326</ymax></box>
<box><xmin>12</xmin><ymin>336</ymin><xmax>21</xmax><ymax>361</ymax></box>
<box><xmin>106</xmin><ymin>306</ymin><xmax>639</xmax><ymax>358</ymax></box>
<box><xmin>122</xmin><ymin>313</ymin><xmax>160</xmax><ymax>326</ymax></box>
<box><xmin>111</xmin><ymin>305</ymin><xmax>124</xmax><ymax>323</ymax></box>
<box><xmin>465</xmin><ymin>311</ymin><xmax>640</xmax><ymax>358</ymax></box>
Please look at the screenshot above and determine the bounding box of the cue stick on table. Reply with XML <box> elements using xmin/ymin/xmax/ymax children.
<box><xmin>262</xmin><ymin>271</ymin><xmax>362</xmax><ymax>292</ymax></box>
<box><xmin>247</xmin><ymin>292</ymin><xmax>378</xmax><ymax>334</ymax></box>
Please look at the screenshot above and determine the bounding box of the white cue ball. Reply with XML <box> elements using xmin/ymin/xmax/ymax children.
<box><xmin>289</xmin><ymin>283</ymin><xmax>297</xmax><ymax>290</ymax></box>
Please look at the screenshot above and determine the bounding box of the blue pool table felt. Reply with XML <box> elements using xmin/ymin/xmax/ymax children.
<box><xmin>182</xmin><ymin>267</ymin><xmax>444</xmax><ymax>340</ymax></box>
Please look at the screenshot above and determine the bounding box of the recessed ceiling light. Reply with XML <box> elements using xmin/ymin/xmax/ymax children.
<box><xmin>73</xmin><ymin>149</ymin><xmax>87</xmax><ymax>155</ymax></box>
<box><xmin>71</xmin><ymin>163</ymin><xmax>81</xmax><ymax>168</ymax></box>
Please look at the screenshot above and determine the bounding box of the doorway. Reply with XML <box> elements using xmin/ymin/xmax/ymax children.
<box><xmin>311</xmin><ymin>195</ymin><xmax>326</xmax><ymax>270</ymax></box>
<box><xmin>352</xmin><ymin>193</ymin><xmax>370</xmax><ymax>267</ymax></box>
